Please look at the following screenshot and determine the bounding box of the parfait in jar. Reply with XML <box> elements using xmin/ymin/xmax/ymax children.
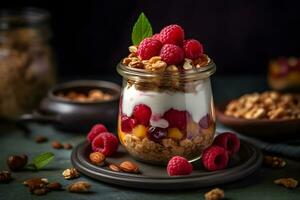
<box><xmin>117</xmin><ymin>23</ymin><xmax>216</xmax><ymax>165</ymax></box>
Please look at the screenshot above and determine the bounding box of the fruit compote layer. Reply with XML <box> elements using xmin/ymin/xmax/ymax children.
<box><xmin>118</xmin><ymin>79</ymin><xmax>215</xmax><ymax>165</ymax></box>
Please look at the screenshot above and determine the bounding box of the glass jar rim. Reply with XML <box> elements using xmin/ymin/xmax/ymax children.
<box><xmin>0</xmin><ymin>7</ymin><xmax>50</xmax><ymax>30</ymax></box>
<box><xmin>117</xmin><ymin>59</ymin><xmax>216</xmax><ymax>81</ymax></box>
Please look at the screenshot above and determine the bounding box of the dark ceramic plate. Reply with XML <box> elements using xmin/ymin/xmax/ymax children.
<box><xmin>216</xmin><ymin>102</ymin><xmax>300</xmax><ymax>139</ymax></box>
<box><xmin>71</xmin><ymin>141</ymin><xmax>262</xmax><ymax>190</ymax></box>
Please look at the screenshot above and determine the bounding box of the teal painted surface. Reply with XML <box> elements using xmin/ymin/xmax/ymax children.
<box><xmin>0</xmin><ymin>76</ymin><xmax>299</xmax><ymax>200</ymax></box>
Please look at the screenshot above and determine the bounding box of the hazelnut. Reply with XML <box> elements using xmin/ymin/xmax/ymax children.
<box><xmin>7</xmin><ymin>154</ymin><xmax>28</xmax><ymax>171</ymax></box>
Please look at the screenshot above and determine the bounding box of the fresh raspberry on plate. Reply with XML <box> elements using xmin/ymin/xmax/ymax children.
<box><xmin>160</xmin><ymin>24</ymin><xmax>185</xmax><ymax>45</ymax></box>
<box><xmin>121</xmin><ymin>116</ymin><xmax>137</xmax><ymax>132</ymax></box>
<box><xmin>133</xmin><ymin>104</ymin><xmax>152</xmax><ymax>126</ymax></box>
<box><xmin>167</xmin><ymin>156</ymin><xmax>193</xmax><ymax>176</ymax></box>
<box><xmin>92</xmin><ymin>132</ymin><xmax>119</xmax><ymax>156</ymax></box>
<box><xmin>137</xmin><ymin>38</ymin><xmax>162</xmax><ymax>60</ymax></box>
<box><xmin>87</xmin><ymin>124</ymin><xmax>108</xmax><ymax>143</ymax></box>
<box><xmin>202</xmin><ymin>145</ymin><xmax>229</xmax><ymax>171</ymax></box>
<box><xmin>183</xmin><ymin>39</ymin><xmax>203</xmax><ymax>59</ymax></box>
<box><xmin>152</xmin><ymin>33</ymin><xmax>161</xmax><ymax>41</ymax></box>
<box><xmin>163</xmin><ymin>108</ymin><xmax>189</xmax><ymax>130</ymax></box>
<box><xmin>160</xmin><ymin>44</ymin><xmax>184</xmax><ymax>65</ymax></box>
<box><xmin>213</xmin><ymin>132</ymin><xmax>240</xmax><ymax>155</ymax></box>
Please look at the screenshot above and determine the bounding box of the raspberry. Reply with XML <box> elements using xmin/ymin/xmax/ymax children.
<box><xmin>163</xmin><ymin>108</ymin><xmax>189</xmax><ymax>130</ymax></box>
<box><xmin>137</xmin><ymin>38</ymin><xmax>162</xmax><ymax>60</ymax></box>
<box><xmin>199</xmin><ymin>114</ymin><xmax>211</xmax><ymax>129</ymax></box>
<box><xmin>148</xmin><ymin>126</ymin><xmax>167</xmax><ymax>143</ymax></box>
<box><xmin>160</xmin><ymin>24</ymin><xmax>185</xmax><ymax>45</ymax></box>
<box><xmin>121</xmin><ymin>116</ymin><xmax>137</xmax><ymax>132</ymax></box>
<box><xmin>160</xmin><ymin>44</ymin><xmax>184</xmax><ymax>65</ymax></box>
<box><xmin>202</xmin><ymin>146</ymin><xmax>229</xmax><ymax>171</ymax></box>
<box><xmin>152</xmin><ymin>33</ymin><xmax>161</xmax><ymax>41</ymax></box>
<box><xmin>87</xmin><ymin>124</ymin><xmax>108</xmax><ymax>143</ymax></box>
<box><xmin>92</xmin><ymin>132</ymin><xmax>119</xmax><ymax>156</ymax></box>
<box><xmin>213</xmin><ymin>132</ymin><xmax>240</xmax><ymax>155</ymax></box>
<box><xmin>167</xmin><ymin>156</ymin><xmax>193</xmax><ymax>176</ymax></box>
<box><xmin>183</xmin><ymin>39</ymin><xmax>204</xmax><ymax>59</ymax></box>
<box><xmin>133</xmin><ymin>104</ymin><xmax>152</xmax><ymax>126</ymax></box>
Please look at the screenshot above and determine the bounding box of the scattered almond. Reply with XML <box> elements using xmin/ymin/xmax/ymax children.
<box><xmin>108</xmin><ymin>163</ymin><xmax>121</xmax><ymax>172</ymax></box>
<box><xmin>7</xmin><ymin>154</ymin><xmax>28</xmax><ymax>171</ymax></box>
<box><xmin>63</xmin><ymin>143</ymin><xmax>73</xmax><ymax>150</ymax></box>
<box><xmin>47</xmin><ymin>182</ymin><xmax>62</xmax><ymax>190</ymax></box>
<box><xmin>34</xmin><ymin>136</ymin><xmax>48</xmax><ymax>143</ymax></box>
<box><xmin>274</xmin><ymin>178</ymin><xmax>298</xmax><ymax>189</ymax></box>
<box><xmin>119</xmin><ymin>161</ymin><xmax>139</xmax><ymax>174</ymax></box>
<box><xmin>68</xmin><ymin>181</ymin><xmax>91</xmax><ymax>193</ymax></box>
<box><xmin>51</xmin><ymin>140</ymin><xmax>63</xmax><ymax>149</ymax></box>
<box><xmin>204</xmin><ymin>188</ymin><xmax>225</xmax><ymax>200</ymax></box>
<box><xmin>62</xmin><ymin>168</ymin><xmax>80</xmax><ymax>180</ymax></box>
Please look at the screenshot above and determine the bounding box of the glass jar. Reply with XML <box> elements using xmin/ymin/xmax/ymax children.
<box><xmin>0</xmin><ymin>8</ymin><xmax>56</xmax><ymax>119</ymax></box>
<box><xmin>117</xmin><ymin>61</ymin><xmax>216</xmax><ymax>165</ymax></box>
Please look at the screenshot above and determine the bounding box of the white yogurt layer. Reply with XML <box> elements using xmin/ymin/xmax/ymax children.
<box><xmin>122</xmin><ymin>79</ymin><xmax>213</xmax><ymax>125</ymax></box>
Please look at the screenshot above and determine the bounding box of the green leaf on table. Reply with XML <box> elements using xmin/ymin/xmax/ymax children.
<box><xmin>131</xmin><ymin>12</ymin><xmax>153</xmax><ymax>45</ymax></box>
<box><xmin>32</xmin><ymin>152</ymin><xmax>55</xmax><ymax>170</ymax></box>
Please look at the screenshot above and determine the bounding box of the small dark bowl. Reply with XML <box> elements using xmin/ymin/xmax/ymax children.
<box><xmin>216</xmin><ymin>101</ymin><xmax>300</xmax><ymax>139</ymax></box>
<box><xmin>19</xmin><ymin>80</ymin><xmax>121</xmax><ymax>132</ymax></box>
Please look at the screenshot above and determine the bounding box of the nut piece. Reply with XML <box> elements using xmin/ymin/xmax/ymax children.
<box><xmin>62</xmin><ymin>168</ymin><xmax>80</xmax><ymax>180</ymax></box>
<box><xmin>264</xmin><ymin>156</ymin><xmax>286</xmax><ymax>168</ymax></box>
<box><xmin>68</xmin><ymin>181</ymin><xmax>91</xmax><ymax>193</ymax></box>
<box><xmin>32</xmin><ymin>188</ymin><xmax>48</xmax><ymax>196</ymax></box>
<box><xmin>128</xmin><ymin>45</ymin><xmax>138</xmax><ymax>53</ymax></box>
<box><xmin>51</xmin><ymin>140</ymin><xmax>63</xmax><ymax>149</ymax></box>
<box><xmin>34</xmin><ymin>136</ymin><xmax>48</xmax><ymax>143</ymax></box>
<box><xmin>108</xmin><ymin>163</ymin><xmax>121</xmax><ymax>172</ymax></box>
<box><xmin>47</xmin><ymin>182</ymin><xmax>62</xmax><ymax>190</ymax></box>
<box><xmin>204</xmin><ymin>188</ymin><xmax>225</xmax><ymax>200</ymax></box>
<box><xmin>0</xmin><ymin>171</ymin><xmax>12</xmax><ymax>183</ymax></box>
<box><xmin>7</xmin><ymin>154</ymin><xmax>28</xmax><ymax>171</ymax></box>
<box><xmin>274</xmin><ymin>178</ymin><xmax>298</xmax><ymax>189</ymax></box>
<box><xmin>119</xmin><ymin>161</ymin><xmax>139</xmax><ymax>174</ymax></box>
<box><xmin>89</xmin><ymin>152</ymin><xmax>106</xmax><ymax>165</ymax></box>
<box><xmin>183</xmin><ymin>58</ymin><xmax>193</xmax><ymax>70</ymax></box>
<box><xmin>63</xmin><ymin>143</ymin><xmax>73</xmax><ymax>150</ymax></box>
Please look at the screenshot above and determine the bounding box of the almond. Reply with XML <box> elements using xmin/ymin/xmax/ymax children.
<box><xmin>108</xmin><ymin>163</ymin><xmax>121</xmax><ymax>172</ymax></box>
<box><xmin>119</xmin><ymin>161</ymin><xmax>139</xmax><ymax>174</ymax></box>
<box><xmin>89</xmin><ymin>152</ymin><xmax>105</xmax><ymax>164</ymax></box>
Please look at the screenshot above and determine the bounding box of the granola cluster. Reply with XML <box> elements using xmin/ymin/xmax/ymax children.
<box><xmin>122</xmin><ymin>127</ymin><xmax>214</xmax><ymax>164</ymax></box>
<box><xmin>225</xmin><ymin>91</ymin><xmax>300</xmax><ymax>120</ymax></box>
<box><xmin>122</xmin><ymin>46</ymin><xmax>210</xmax><ymax>73</ymax></box>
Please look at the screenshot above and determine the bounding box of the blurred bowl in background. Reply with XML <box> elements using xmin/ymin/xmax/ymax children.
<box><xmin>19</xmin><ymin>80</ymin><xmax>121</xmax><ymax>132</ymax></box>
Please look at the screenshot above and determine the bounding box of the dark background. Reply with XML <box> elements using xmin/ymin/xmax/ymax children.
<box><xmin>2</xmin><ymin>0</ymin><xmax>300</xmax><ymax>77</ymax></box>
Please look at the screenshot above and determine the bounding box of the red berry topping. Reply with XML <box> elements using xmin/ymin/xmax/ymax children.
<box><xmin>87</xmin><ymin>124</ymin><xmax>108</xmax><ymax>143</ymax></box>
<box><xmin>183</xmin><ymin>39</ymin><xmax>204</xmax><ymax>59</ymax></box>
<box><xmin>121</xmin><ymin>116</ymin><xmax>137</xmax><ymax>132</ymax></box>
<box><xmin>160</xmin><ymin>24</ymin><xmax>185</xmax><ymax>45</ymax></box>
<box><xmin>148</xmin><ymin>126</ymin><xmax>167</xmax><ymax>143</ymax></box>
<box><xmin>133</xmin><ymin>104</ymin><xmax>152</xmax><ymax>126</ymax></box>
<box><xmin>92</xmin><ymin>132</ymin><xmax>119</xmax><ymax>156</ymax></box>
<box><xmin>152</xmin><ymin>33</ymin><xmax>161</xmax><ymax>41</ymax></box>
<box><xmin>213</xmin><ymin>132</ymin><xmax>240</xmax><ymax>155</ymax></box>
<box><xmin>137</xmin><ymin>38</ymin><xmax>162</xmax><ymax>60</ymax></box>
<box><xmin>160</xmin><ymin>44</ymin><xmax>184</xmax><ymax>65</ymax></box>
<box><xmin>163</xmin><ymin>108</ymin><xmax>189</xmax><ymax>130</ymax></box>
<box><xmin>167</xmin><ymin>156</ymin><xmax>193</xmax><ymax>176</ymax></box>
<box><xmin>202</xmin><ymin>146</ymin><xmax>229</xmax><ymax>171</ymax></box>
<box><xmin>199</xmin><ymin>114</ymin><xmax>211</xmax><ymax>129</ymax></box>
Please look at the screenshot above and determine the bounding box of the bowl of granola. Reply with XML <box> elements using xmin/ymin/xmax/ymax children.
<box><xmin>216</xmin><ymin>91</ymin><xmax>300</xmax><ymax>138</ymax></box>
<box><xmin>117</xmin><ymin>22</ymin><xmax>216</xmax><ymax>165</ymax></box>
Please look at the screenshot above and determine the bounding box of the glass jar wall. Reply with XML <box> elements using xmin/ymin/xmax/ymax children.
<box><xmin>117</xmin><ymin>62</ymin><xmax>216</xmax><ymax>165</ymax></box>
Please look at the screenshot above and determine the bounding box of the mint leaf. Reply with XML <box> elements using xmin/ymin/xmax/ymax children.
<box><xmin>131</xmin><ymin>12</ymin><xmax>153</xmax><ymax>45</ymax></box>
<box><xmin>32</xmin><ymin>152</ymin><xmax>55</xmax><ymax>170</ymax></box>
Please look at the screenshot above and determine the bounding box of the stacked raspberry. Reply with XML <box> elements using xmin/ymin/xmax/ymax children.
<box><xmin>167</xmin><ymin>132</ymin><xmax>240</xmax><ymax>176</ymax></box>
<box><xmin>123</xmin><ymin>24</ymin><xmax>209</xmax><ymax>71</ymax></box>
<box><xmin>120</xmin><ymin>103</ymin><xmax>213</xmax><ymax>143</ymax></box>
